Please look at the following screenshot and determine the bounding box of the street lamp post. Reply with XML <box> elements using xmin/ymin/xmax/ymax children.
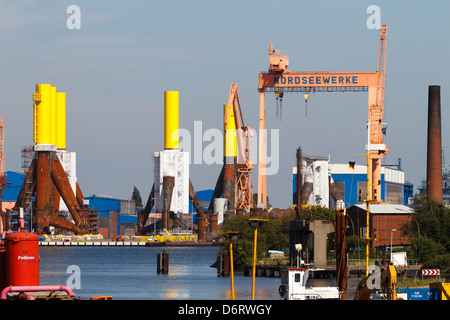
<box><xmin>390</xmin><ymin>229</ymin><xmax>396</xmax><ymax>263</ymax></box>
<box><xmin>248</xmin><ymin>218</ymin><xmax>268</xmax><ymax>300</ymax></box>
<box><xmin>218</xmin><ymin>231</ymin><xmax>239</xmax><ymax>300</ymax></box>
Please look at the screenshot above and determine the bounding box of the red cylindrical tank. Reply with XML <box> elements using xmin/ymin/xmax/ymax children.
<box><xmin>6</xmin><ymin>232</ymin><xmax>40</xmax><ymax>286</ymax></box>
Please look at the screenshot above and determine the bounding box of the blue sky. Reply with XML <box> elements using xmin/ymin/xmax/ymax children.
<box><xmin>1</xmin><ymin>0</ymin><xmax>449</xmax><ymax>208</ymax></box>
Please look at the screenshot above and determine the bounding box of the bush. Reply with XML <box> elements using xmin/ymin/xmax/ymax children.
<box><xmin>410</xmin><ymin>236</ymin><xmax>446</xmax><ymax>262</ymax></box>
<box><xmin>220</xmin><ymin>214</ymin><xmax>293</xmax><ymax>266</ymax></box>
<box><xmin>421</xmin><ymin>253</ymin><xmax>450</xmax><ymax>275</ymax></box>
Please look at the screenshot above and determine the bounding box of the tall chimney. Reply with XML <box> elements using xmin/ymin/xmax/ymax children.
<box><xmin>426</xmin><ymin>85</ymin><xmax>443</xmax><ymax>202</ymax></box>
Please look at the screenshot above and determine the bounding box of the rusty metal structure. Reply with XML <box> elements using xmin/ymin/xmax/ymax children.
<box><xmin>224</xmin><ymin>83</ymin><xmax>254</xmax><ymax>214</ymax></box>
<box><xmin>7</xmin><ymin>85</ymin><xmax>96</xmax><ymax>235</ymax></box>
<box><xmin>426</xmin><ymin>85</ymin><xmax>443</xmax><ymax>202</ymax></box>
<box><xmin>12</xmin><ymin>150</ymin><xmax>93</xmax><ymax>234</ymax></box>
<box><xmin>335</xmin><ymin>200</ymin><xmax>348</xmax><ymax>300</ymax></box>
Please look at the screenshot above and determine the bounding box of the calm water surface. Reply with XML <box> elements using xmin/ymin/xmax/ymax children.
<box><xmin>39</xmin><ymin>246</ymin><xmax>277</xmax><ymax>300</ymax></box>
<box><xmin>39</xmin><ymin>246</ymin><xmax>359</xmax><ymax>300</ymax></box>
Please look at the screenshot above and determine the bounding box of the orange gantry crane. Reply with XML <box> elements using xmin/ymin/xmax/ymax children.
<box><xmin>224</xmin><ymin>83</ymin><xmax>254</xmax><ymax>214</ymax></box>
<box><xmin>257</xmin><ymin>25</ymin><xmax>388</xmax><ymax>208</ymax></box>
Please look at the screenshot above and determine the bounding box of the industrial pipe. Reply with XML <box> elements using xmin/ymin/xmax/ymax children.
<box><xmin>50</xmin><ymin>86</ymin><xmax>57</xmax><ymax>146</ymax></box>
<box><xmin>222</xmin><ymin>164</ymin><xmax>234</xmax><ymax>212</ymax></box>
<box><xmin>56</xmin><ymin>91</ymin><xmax>66</xmax><ymax>150</ymax></box>
<box><xmin>1</xmin><ymin>285</ymin><xmax>74</xmax><ymax>300</ymax></box>
<box><xmin>162</xmin><ymin>176</ymin><xmax>174</xmax><ymax>230</ymax></box>
<box><xmin>223</xmin><ymin>104</ymin><xmax>237</xmax><ymax>158</ymax></box>
<box><xmin>188</xmin><ymin>179</ymin><xmax>207</xmax><ymax>241</ymax></box>
<box><xmin>223</xmin><ymin>104</ymin><xmax>236</xmax><ymax>212</ymax></box>
<box><xmin>48</xmin><ymin>216</ymin><xmax>81</xmax><ymax>234</ymax></box>
<box><xmin>336</xmin><ymin>201</ymin><xmax>348</xmax><ymax>300</ymax></box>
<box><xmin>50</xmin><ymin>157</ymin><xmax>81</xmax><ymax>227</ymax></box>
<box><xmin>33</xmin><ymin>84</ymin><xmax>52</xmax><ymax>145</ymax></box>
<box><xmin>164</xmin><ymin>91</ymin><xmax>179</xmax><ymax>150</ymax></box>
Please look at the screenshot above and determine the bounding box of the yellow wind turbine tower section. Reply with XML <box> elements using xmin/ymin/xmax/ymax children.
<box><xmin>56</xmin><ymin>91</ymin><xmax>66</xmax><ymax>150</ymax></box>
<box><xmin>33</xmin><ymin>84</ymin><xmax>67</xmax><ymax>149</ymax></box>
<box><xmin>33</xmin><ymin>84</ymin><xmax>52</xmax><ymax>145</ymax></box>
<box><xmin>223</xmin><ymin>104</ymin><xmax>237</xmax><ymax>158</ymax></box>
<box><xmin>50</xmin><ymin>86</ymin><xmax>57</xmax><ymax>146</ymax></box>
<box><xmin>164</xmin><ymin>91</ymin><xmax>179</xmax><ymax>150</ymax></box>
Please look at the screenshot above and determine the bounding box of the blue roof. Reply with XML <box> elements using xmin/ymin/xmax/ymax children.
<box><xmin>2</xmin><ymin>171</ymin><xmax>25</xmax><ymax>201</ymax></box>
<box><xmin>85</xmin><ymin>195</ymin><xmax>120</xmax><ymax>215</ymax></box>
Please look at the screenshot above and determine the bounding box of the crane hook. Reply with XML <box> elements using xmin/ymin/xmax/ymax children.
<box><xmin>303</xmin><ymin>93</ymin><xmax>309</xmax><ymax>117</ymax></box>
<box><xmin>279</xmin><ymin>92</ymin><xmax>284</xmax><ymax>120</ymax></box>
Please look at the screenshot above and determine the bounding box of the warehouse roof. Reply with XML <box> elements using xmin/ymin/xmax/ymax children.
<box><xmin>353</xmin><ymin>204</ymin><xmax>413</xmax><ymax>214</ymax></box>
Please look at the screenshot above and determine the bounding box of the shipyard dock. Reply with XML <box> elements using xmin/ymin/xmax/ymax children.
<box><xmin>38</xmin><ymin>240</ymin><xmax>219</xmax><ymax>247</ymax></box>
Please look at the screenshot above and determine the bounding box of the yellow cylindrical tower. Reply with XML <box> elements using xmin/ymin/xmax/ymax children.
<box><xmin>50</xmin><ymin>86</ymin><xmax>57</xmax><ymax>145</ymax></box>
<box><xmin>33</xmin><ymin>84</ymin><xmax>52</xmax><ymax>145</ymax></box>
<box><xmin>223</xmin><ymin>104</ymin><xmax>237</xmax><ymax>158</ymax></box>
<box><xmin>164</xmin><ymin>91</ymin><xmax>179</xmax><ymax>150</ymax></box>
<box><xmin>56</xmin><ymin>91</ymin><xmax>66</xmax><ymax>150</ymax></box>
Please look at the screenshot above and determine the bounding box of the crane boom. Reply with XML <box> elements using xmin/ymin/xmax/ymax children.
<box><xmin>224</xmin><ymin>84</ymin><xmax>254</xmax><ymax>213</ymax></box>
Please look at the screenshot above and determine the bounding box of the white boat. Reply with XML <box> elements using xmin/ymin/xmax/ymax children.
<box><xmin>279</xmin><ymin>267</ymin><xmax>341</xmax><ymax>300</ymax></box>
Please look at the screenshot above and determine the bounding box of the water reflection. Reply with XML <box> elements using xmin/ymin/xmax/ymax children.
<box><xmin>162</xmin><ymin>287</ymin><xmax>191</xmax><ymax>299</ymax></box>
<box><xmin>38</xmin><ymin>246</ymin><xmax>360</xmax><ymax>300</ymax></box>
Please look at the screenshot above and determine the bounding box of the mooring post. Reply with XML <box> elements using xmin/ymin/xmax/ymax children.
<box><xmin>157</xmin><ymin>249</ymin><xmax>169</xmax><ymax>274</ymax></box>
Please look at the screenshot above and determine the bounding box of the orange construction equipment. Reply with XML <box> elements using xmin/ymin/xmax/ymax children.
<box><xmin>257</xmin><ymin>25</ymin><xmax>388</xmax><ymax>208</ymax></box>
<box><xmin>224</xmin><ymin>83</ymin><xmax>254</xmax><ymax>214</ymax></box>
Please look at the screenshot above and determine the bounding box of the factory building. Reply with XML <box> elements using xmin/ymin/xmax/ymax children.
<box><xmin>292</xmin><ymin>157</ymin><xmax>414</xmax><ymax>208</ymax></box>
<box><xmin>330</xmin><ymin>162</ymin><xmax>412</xmax><ymax>207</ymax></box>
<box><xmin>85</xmin><ymin>195</ymin><xmax>137</xmax><ymax>239</ymax></box>
<box><xmin>188</xmin><ymin>189</ymin><xmax>213</xmax><ymax>224</ymax></box>
<box><xmin>1</xmin><ymin>171</ymin><xmax>24</xmax><ymax>212</ymax></box>
<box><xmin>1</xmin><ymin>171</ymin><xmax>137</xmax><ymax>239</ymax></box>
<box><xmin>1</xmin><ymin>170</ymin><xmax>25</xmax><ymax>231</ymax></box>
<box><xmin>417</xmin><ymin>167</ymin><xmax>450</xmax><ymax>204</ymax></box>
<box><xmin>292</xmin><ymin>157</ymin><xmax>414</xmax><ymax>249</ymax></box>
<box><xmin>347</xmin><ymin>204</ymin><xmax>413</xmax><ymax>249</ymax></box>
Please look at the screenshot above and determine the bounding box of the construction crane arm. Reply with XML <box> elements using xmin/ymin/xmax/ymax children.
<box><xmin>224</xmin><ymin>83</ymin><xmax>247</xmax><ymax>165</ymax></box>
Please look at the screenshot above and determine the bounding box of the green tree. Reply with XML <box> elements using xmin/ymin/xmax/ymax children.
<box><xmin>220</xmin><ymin>214</ymin><xmax>293</xmax><ymax>266</ymax></box>
<box><xmin>132</xmin><ymin>186</ymin><xmax>143</xmax><ymax>207</ymax></box>
<box><xmin>401</xmin><ymin>195</ymin><xmax>450</xmax><ymax>261</ymax></box>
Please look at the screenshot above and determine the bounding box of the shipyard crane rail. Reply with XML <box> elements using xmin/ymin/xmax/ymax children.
<box><xmin>257</xmin><ymin>24</ymin><xmax>388</xmax><ymax>209</ymax></box>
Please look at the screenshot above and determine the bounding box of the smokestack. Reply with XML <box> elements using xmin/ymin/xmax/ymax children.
<box><xmin>426</xmin><ymin>85</ymin><xmax>443</xmax><ymax>202</ymax></box>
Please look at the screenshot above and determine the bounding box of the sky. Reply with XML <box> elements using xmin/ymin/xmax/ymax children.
<box><xmin>0</xmin><ymin>0</ymin><xmax>449</xmax><ymax>209</ymax></box>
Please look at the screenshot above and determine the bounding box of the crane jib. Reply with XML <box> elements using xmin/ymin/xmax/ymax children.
<box><xmin>273</xmin><ymin>75</ymin><xmax>359</xmax><ymax>86</ymax></box>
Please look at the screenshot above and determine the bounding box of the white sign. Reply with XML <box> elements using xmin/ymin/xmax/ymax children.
<box><xmin>391</xmin><ymin>252</ymin><xmax>408</xmax><ymax>267</ymax></box>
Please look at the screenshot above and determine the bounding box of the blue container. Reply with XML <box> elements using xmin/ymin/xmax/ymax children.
<box><xmin>399</xmin><ymin>288</ymin><xmax>432</xmax><ymax>300</ymax></box>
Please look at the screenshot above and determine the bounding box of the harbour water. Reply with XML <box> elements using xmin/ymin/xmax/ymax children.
<box><xmin>38</xmin><ymin>246</ymin><xmax>360</xmax><ymax>300</ymax></box>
